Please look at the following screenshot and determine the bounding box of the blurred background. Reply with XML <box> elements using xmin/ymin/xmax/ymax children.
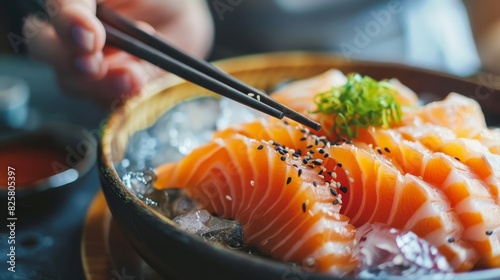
<box><xmin>0</xmin><ymin>0</ymin><xmax>498</xmax><ymax>279</ymax></box>
<box><xmin>1</xmin><ymin>0</ymin><xmax>496</xmax><ymax>74</ymax></box>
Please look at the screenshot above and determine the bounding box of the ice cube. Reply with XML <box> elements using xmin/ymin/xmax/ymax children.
<box><xmin>122</xmin><ymin>168</ymin><xmax>156</xmax><ymax>196</ymax></box>
<box><xmin>354</xmin><ymin>223</ymin><xmax>452</xmax><ymax>278</ymax></box>
<box><xmin>121</xmin><ymin>168</ymin><xmax>172</xmax><ymax>216</ymax></box>
<box><xmin>173</xmin><ymin>210</ymin><xmax>244</xmax><ymax>249</ymax></box>
<box><xmin>170</xmin><ymin>193</ymin><xmax>199</xmax><ymax>217</ymax></box>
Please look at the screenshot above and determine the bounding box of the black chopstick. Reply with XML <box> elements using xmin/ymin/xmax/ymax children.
<box><xmin>103</xmin><ymin>24</ymin><xmax>283</xmax><ymax>120</ymax></box>
<box><xmin>96</xmin><ymin>5</ymin><xmax>321</xmax><ymax>131</ymax></box>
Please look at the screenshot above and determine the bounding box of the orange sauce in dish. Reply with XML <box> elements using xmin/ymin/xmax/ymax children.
<box><xmin>0</xmin><ymin>142</ymin><xmax>70</xmax><ymax>187</ymax></box>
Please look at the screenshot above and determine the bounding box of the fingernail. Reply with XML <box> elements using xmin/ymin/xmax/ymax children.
<box><xmin>71</xmin><ymin>26</ymin><xmax>95</xmax><ymax>52</ymax></box>
<box><xmin>111</xmin><ymin>74</ymin><xmax>131</xmax><ymax>95</ymax></box>
<box><xmin>74</xmin><ymin>54</ymin><xmax>100</xmax><ymax>75</ymax></box>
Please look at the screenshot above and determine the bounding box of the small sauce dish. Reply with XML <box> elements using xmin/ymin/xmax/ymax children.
<box><xmin>0</xmin><ymin>122</ymin><xmax>97</xmax><ymax>197</ymax></box>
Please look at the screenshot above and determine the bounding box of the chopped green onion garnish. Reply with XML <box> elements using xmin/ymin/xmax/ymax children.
<box><xmin>312</xmin><ymin>73</ymin><xmax>402</xmax><ymax>140</ymax></box>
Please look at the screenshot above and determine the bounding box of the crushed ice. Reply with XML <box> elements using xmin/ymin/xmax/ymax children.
<box><xmin>354</xmin><ymin>223</ymin><xmax>452</xmax><ymax>279</ymax></box>
<box><xmin>116</xmin><ymin>96</ymin><xmax>262</xmax><ymax>176</ymax></box>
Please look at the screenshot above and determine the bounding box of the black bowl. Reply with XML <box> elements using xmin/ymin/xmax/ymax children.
<box><xmin>98</xmin><ymin>52</ymin><xmax>500</xmax><ymax>280</ymax></box>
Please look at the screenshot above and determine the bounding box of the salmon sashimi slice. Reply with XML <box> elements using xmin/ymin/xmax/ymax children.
<box><xmin>402</xmin><ymin>93</ymin><xmax>487</xmax><ymax>138</ymax></box>
<box><xmin>214</xmin><ymin>118</ymin><xmax>357</xmax><ymax>210</ymax></box>
<box><xmin>355</xmin><ymin>127</ymin><xmax>500</xmax><ymax>267</ymax></box>
<box><xmin>213</xmin><ymin>118</ymin><xmax>477</xmax><ymax>271</ymax></box>
<box><xmin>272</xmin><ymin>70</ymin><xmax>419</xmax><ymax>113</ymax></box>
<box><xmin>271</xmin><ymin>70</ymin><xmax>419</xmax><ymax>139</ymax></box>
<box><xmin>321</xmin><ymin>144</ymin><xmax>477</xmax><ymax>271</ymax></box>
<box><xmin>271</xmin><ymin>69</ymin><xmax>348</xmax><ymax>114</ymax></box>
<box><xmin>473</xmin><ymin>128</ymin><xmax>500</xmax><ymax>155</ymax></box>
<box><xmin>439</xmin><ymin>139</ymin><xmax>500</xmax><ymax>203</ymax></box>
<box><xmin>154</xmin><ymin>135</ymin><xmax>358</xmax><ymax>276</ymax></box>
<box><xmin>377</xmin><ymin>124</ymin><xmax>500</xmax><ymax>202</ymax></box>
<box><xmin>396</xmin><ymin>121</ymin><xmax>458</xmax><ymax>151</ymax></box>
<box><xmin>214</xmin><ymin>118</ymin><xmax>317</xmax><ymax>153</ymax></box>
<box><xmin>397</xmin><ymin>124</ymin><xmax>500</xmax><ymax>203</ymax></box>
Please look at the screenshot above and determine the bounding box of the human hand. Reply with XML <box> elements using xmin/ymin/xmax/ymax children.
<box><xmin>23</xmin><ymin>0</ymin><xmax>214</xmax><ymax>107</ymax></box>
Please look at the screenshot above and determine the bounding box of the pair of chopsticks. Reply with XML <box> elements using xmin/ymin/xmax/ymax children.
<box><xmin>95</xmin><ymin>4</ymin><xmax>321</xmax><ymax>131</ymax></box>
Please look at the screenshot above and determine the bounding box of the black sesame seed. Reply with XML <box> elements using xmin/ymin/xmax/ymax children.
<box><xmin>298</xmin><ymin>169</ymin><xmax>302</xmax><ymax>177</ymax></box>
<box><xmin>293</xmin><ymin>153</ymin><xmax>300</xmax><ymax>158</ymax></box>
<box><xmin>312</xmin><ymin>160</ymin><xmax>322</xmax><ymax>165</ymax></box>
<box><xmin>486</xmin><ymin>230</ymin><xmax>494</xmax><ymax>236</ymax></box>
<box><xmin>280</xmin><ymin>155</ymin><xmax>286</xmax><ymax>161</ymax></box>
<box><xmin>296</xmin><ymin>149</ymin><xmax>302</xmax><ymax>156</ymax></box>
<box><xmin>329</xmin><ymin>188</ymin><xmax>337</xmax><ymax>196</ymax></box>
<box><xmin>284</xmin><ymin>120</ymin><xmax>289</xmax><ymax>125</ymax></box>
<box><xmin>278</xmin><ymin>149</ymin><xmax>286</xmax><ymax>155</ymax></box>
<box><xmin>300</xmin><ymin>136</ymin><xmax>307</xmax><ymax>141</ymax></box>
<box><xmin>376</xmin><ymin>148</ymin><xmax>383</xmax><ymax>155</ymax></box>
<box><xmin>302</xmin><ymin>202</ymin><xmax>306</xmax><ymax>213</ymax></box>
<box><xmin>455</xmin><ymin>157</ymin><xmax>461</xmax><ymax>162</ymax></box>
<box><xmin>319</xmin><ymin>149</ymin><xmax>325</xmax><ymax>154</ymax></box>
<box><xmin>318</xmin><ymin>169</ymin><xmax>324</xmax><ymax>175</ymax></box>
<box><xmin>384</xmin><ymin>147</ymin><xmax>391</xmax><ymax>153</ymax></box>
<box><xmin>324</xmin><ymin>153</ymin><xmax>329</xmax><ymax>158</ymax></box>
<box><xmin>447</xmin><ymin>237</ymin><xmax>455</xmax><ymax>243</ymax></box>
<box><xmin>306</xmin><ymin>144</ymin><xmax>313</xmax><ymax>149</ymax></box>
<box><xmin>307</xmin><ymin>164</ymin><xmax>315</xmax><ymax>169</ymax></box>
<box><xmin>332</xmin><ymin>199</ymin><xmax>339</xmax><ymax>205</ymax></box>
<box><xmin>302</xmin><ymin>158</ymin><xmax>309</xmax><ymax>164</ymax></box>
<box><xmin>340</xmin><ymin>186</ymin><xmax>348</xmax><ymax>193</ymax></box>
<box><xmin>309</xmin><ymin>150</ymin><xmax>315</xmax><ymax>154</ymax></box>
<box><xmin>337</xmin><ymin>163</ymin><xmax>343</xmax><ymax>168</ymax></box>
<box><xmin>327</xmin><ymin>171</ymin><xmax>333</xmax><ymax>176</ymax></box>
<box><xmin>286</xmin><ymin>177</ymin><xmax>292</xmax><ymax>185</ymax></box>
<box><xmin>315</xmin><ymin>138</ymin><xmax>319</xmax><ymax>145</ymax></box>
<box><xmin>257</xmin><ymin>145</ymin><xmax>264</xmax><ymax>150</ymax></box>
<box><xmin>313</xmin><ymin>181</ymin><xmax>317</xmax><ymax>187</ymax></box>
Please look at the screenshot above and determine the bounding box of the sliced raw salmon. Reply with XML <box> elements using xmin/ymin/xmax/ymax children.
<box><xmin>473</xmin><ymin>128</ymin><xmax>500</xmax><ymax>155</ymax></box>
<box><xmin>271</xmin><ymin>70</ymin><xmax>419</xmax><ymax>139</ymax></box>
<box><xmin>213</xmin><ymin>118</ymin><xmax>477</xmax><ymax>271</ymax></box>
<box><xmin>402</xmin><ymin>93</ymin><xmax>487</xmax><ymax>138</ymax></box>
<box><xmin>271</xmin><ymin>69</ymin><xmax>348</xmax><ymax>114</ymax></box>
<box><xmin>155</xmin><ymin>135</ymin><xmax>358</xmax><ymax>276</ymax></box>
<box><xmin>322</xmin><ymin>144</ymin><xmax>478</xmax><ymax>271</ymax></box>
<box><xmin>397</xmin><ymin>124</ymin><xmax>500</xmax><ymax>203</ymax></box>
<box><xmin>152</xmin><ymin>69</ymin><xmax>499</xmax><ymax>275</ymax></box>
<box><xmin>355</xmin><ymin>127</ymin><xmax>500</xmax><ymax>267</ymax></box>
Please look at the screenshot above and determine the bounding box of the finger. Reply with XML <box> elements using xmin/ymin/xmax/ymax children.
<box><xmin>49</xmin><ymin>0</ymin><xmax>105</xmax><ymax>53</ymax></box>
<box><xmin>25</xmin><ymin>16</ymin><xmax>107</xmax><ymax>79</ymax></box>
<box><xmin>104</xmin><ymin>0</ymin><xmax>184</xmax><ymax>24</ymax></box>
<box><xmin>103</xmin><ymin>45</ymin><xmax>163</xmax><ymax>91</ymax></box>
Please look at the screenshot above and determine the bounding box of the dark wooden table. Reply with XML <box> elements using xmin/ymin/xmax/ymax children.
<box><xmin>0</xmin><ymin>55</ymin><xmax>108</xmax><ymax>280</ymax></box>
